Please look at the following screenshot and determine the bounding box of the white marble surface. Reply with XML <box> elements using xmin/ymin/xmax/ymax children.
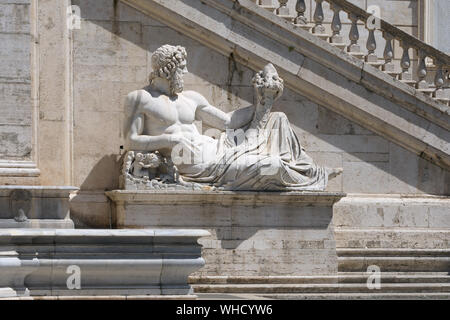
<box><xmin>123</xmin><ymin>46</ymin><xmax>341</xmax><ymax>191</ymax></box>
<box><xmin>0</xmin><ymin>228</ymin><xmax>209</xmax><ymax>297</ymax></box>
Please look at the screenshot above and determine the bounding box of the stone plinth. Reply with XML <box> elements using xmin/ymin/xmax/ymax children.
<box><xmin>0</xmin><ymin>186</ymin><xmax>78</xmax><ymax>229</ymax></box>
<box><xmin>106</xmin><ymin>190</ymin><xmax>345</xmax><ymax>277</ymax></box>
<box><xmin>0</xmin><ymin>229</ymin><xmax>209</xmax><ymax>298</ymax></box>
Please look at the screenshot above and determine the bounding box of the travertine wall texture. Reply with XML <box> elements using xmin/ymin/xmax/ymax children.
<box><xmin>0</xmin><ymin>0</ymin><xmax>447</xmax><ymax>229</ymax></box>
<box><xmin>66</xmin><ymin>0</ymin><xmax>448</xmax><ymax>228</ymax></box>
<box><xmin>0</xmin><ymin>0</ymin><xmax>32</xmax><ymax>160</ymax></box>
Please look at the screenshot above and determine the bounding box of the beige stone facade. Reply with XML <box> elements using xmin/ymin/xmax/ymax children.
<box><xmin>0</xmin><ymin>0</ymin><xmax>449</xmax><ymax>296</ymax></box>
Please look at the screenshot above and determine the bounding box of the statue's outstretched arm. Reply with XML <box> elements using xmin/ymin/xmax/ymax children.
<box><xmin>188</xmin><ymin>91</ymin><xmax>254</xmax><ymax>130</ymax></box>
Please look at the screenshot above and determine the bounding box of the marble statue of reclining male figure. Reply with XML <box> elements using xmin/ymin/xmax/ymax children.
<box><xmin>124</xmin><ymin>44</ymin><xmax>342</xmax><ymax>191</ymax></box>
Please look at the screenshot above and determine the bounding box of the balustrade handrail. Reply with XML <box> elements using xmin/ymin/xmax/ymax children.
<box><xmin>325</xmin><ymin>0</ymin><xmax>450</xmax><ymax>66</ymax></box>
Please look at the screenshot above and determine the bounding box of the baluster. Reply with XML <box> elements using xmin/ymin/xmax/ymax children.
<box><xmin>416</xmin><ymin>50</ymin><xmax>428</xmax><ymax>89</ymax></box>
<box><xmin>330</xmin><ymin>4</ymin><xmax>344</xmax><ymax>47</ymax></box>
<box><xmin>347</xmin><ymin>14</ymin><xmax>360</xmax><ymax>53</ymax></box>
<box><xmin>433</xmin><ymin>63</ymin><xmax>446</xmax><ymax>100</ymax></box>
<box><xmin>382</xmin><ymin>32</ymin><xmax>395</xmax><ymax>75</ymax></box>
<box><xmin>294</xmin><ymin>0</ymin><xmax>307</xmax><ymax>26</ymax></box>
<box><xmin>365</xmin><ymin>28</ymin><xmax>377</xmax><ymax>63</ymax></box>
<box><xmin>277</xmin><ymin>0</ymin><xmax>289</xmax><ymax>16</ymax></box>
<box><xmin>313</xmin><ymin>0</ymin><xmax>326</xmax><ymax>35</ymax></box>
<box><xmin>399</xmin><ymin>42</ymin><xmax>413</xmax><ymax>84</ymax></box>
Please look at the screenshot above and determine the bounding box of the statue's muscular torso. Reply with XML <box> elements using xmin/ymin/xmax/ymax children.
<box><xmin>135</xmin><ymin>89</ymin><xmax>202</xmax><ymax>139</ymax></box>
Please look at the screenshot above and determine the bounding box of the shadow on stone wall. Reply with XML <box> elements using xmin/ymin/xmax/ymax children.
<box><xmin>69</xmin><ymin>0</ymin><xmax>448</xmax><ymax>229</ymax></box>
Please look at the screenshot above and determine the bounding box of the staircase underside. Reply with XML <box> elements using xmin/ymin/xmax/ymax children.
<box><xmin>122</xmin><ymin>0</ymin><xmax>450</xmax><ymax>171</ymax></box>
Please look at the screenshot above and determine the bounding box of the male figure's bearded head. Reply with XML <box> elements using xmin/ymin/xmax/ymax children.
<box><xmin>150</xmin><ymin>45</ymin><xmax>188</xmax><ymax>96</ymax></box>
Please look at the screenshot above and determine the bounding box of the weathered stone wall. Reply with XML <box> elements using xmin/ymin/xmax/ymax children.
<box><xmin>0</xmin><ymin>0</ymin><xmax>447</xmax><ymax>228</ymax></box>
<box><xmin>0</xmin><ymin>0</ymin><xmax>32</xmax><ymax>160</ymax></box>
<box><xmin>67</xmin><ymin>0</ymin><xmax>448</xmax><ymax>228</ymax></box>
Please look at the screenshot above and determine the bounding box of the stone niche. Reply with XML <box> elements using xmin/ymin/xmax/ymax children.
<box><xmin>106</xmin><ymin>190</ymin><xmax>345</xmax><ymax>277</ymax></box>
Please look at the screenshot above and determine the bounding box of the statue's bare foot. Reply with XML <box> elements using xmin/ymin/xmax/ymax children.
<box><xmin>327</xmin><ymin>167</ymin><xmax>343</xmax><ymax>179</ymax></box>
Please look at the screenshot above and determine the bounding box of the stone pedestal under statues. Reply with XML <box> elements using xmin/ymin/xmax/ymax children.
<box><xmin>106</xmin><ymin>190</ymin><xmax>345</xmax><ymax>277</ymax></box>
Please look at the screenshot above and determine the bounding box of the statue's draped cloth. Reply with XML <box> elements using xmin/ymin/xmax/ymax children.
<box><xmin>179</xmin><ymin>112</ymin><xmax>328</xmax><ymax>191</ymax></box>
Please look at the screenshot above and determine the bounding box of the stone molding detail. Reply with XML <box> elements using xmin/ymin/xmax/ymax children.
<box><xmin>0</xmin><ymin>229</ymin><xmax>209</xmax><ymax>298</ymax></box>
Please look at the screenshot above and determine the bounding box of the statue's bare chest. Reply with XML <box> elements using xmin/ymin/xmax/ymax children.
<box><xmin>142</xmin><ymin>95</ymin><xmax>196</xmax><ymax>126</ymax></box>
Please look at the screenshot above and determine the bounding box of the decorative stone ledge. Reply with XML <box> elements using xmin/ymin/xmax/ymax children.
<box><xmin>0</xmin><ymin>228</ymin><xmax>209</xmax><ymax>298</ymax></box>
<box><xmin>106</xmin><ymin>190</ymin><xmax>345</xmax><ymax>206</ymax></box>
<box><xmin>0</xmin><ymin>161</ymin><xmax>40</xmax><ymax>177</ymax></box>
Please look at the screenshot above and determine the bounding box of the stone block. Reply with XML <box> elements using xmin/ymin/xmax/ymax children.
<box><xmin>0</xmin><ymin>125</ymin><xmax>32</xmax><ymax>160</ymax></box>
<box><xmin>0</xmin><ymin>34</ymin><xmax>30</xmax><ymax>81</ymax></box>
<box><xmin>106</xmin><ymin>190</ymin><xmax>344</xmax><ymax>276</ymax></box>
<box><xmin>0</xmin><ymin>228</ymin><xmax>209</xmax><ymax>297</ymax></box>
<box><xmin>0</xmin><ymin>2</ymin><xmax>30</xmax><ymax>33</ymax></box>
<box><xmin>0</xmin><ymin>186</ymin><xmax>77</xmax><ymax>228</ymax></box>
<box><xmin>343</xmin><ymin>161</ymin><xmax>390</xmax><ymax>193</ymax></box>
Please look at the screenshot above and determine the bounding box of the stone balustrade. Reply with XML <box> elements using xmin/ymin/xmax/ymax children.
<box><xmin>253</xmin><ymin>0</ymin><xmax>450</xmax><ymax>106</ymax></box>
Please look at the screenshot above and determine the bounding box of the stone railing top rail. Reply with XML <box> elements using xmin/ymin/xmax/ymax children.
<box><xmin>326</xmin><ymin>0</ymin><xmax>450</xmax><ymax>66</ymax></box>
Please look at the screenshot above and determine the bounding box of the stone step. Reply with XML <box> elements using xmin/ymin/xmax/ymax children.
<box><xmin>277</xmin><ymin>15</ymin><xmax>295</xmax><ymax>22</ymax></box>
<box><xmin>190</xmin><ymin>273</ymin><xmax>450</xmax><ymax>284</ymax></box>
<box><xmin>330</xmin><ymin>42</ymin><xmax>347</xmax><ymax>50</ymax></box>
<box><xmin>338</xmin><ymin>256</ymin><xmax>450</xmax><ymax>272</ymax></box>
<box><xmin>293</xmin><ymin>24</ymin><xmax>312</xmax><ymax>32</ymax></box>
<box><xmin>337</xmin><ymin>248</ymin><xmax>450</xmax><ymax>257</ymax></box>
<box><xmin>260</xmin><ymin>5</ymin><xmax>277</xmax><ymax>13</ymax></box>
<box><xmin>192</xmin><ymin>283</ymin><xmax>450</xmax><ymax>294</ymax></box>
<box><xmin>311</xmin><ymin>33</ymin><xmax>330</xmax><ymax>40</ymax></box>
<box><xmin>348</xmin><ymin>51</ymin><xmax>365</xmax><ymax>59</ymax></box>
<box><xmin>435</xmin><ymin>98</ymin><xmax>450</xmax><ymax>106</ymax></box>
<box><xmin>249</xmin><ymin>293</ymin><xmax>450</xmax><ymax>300</ymax></box>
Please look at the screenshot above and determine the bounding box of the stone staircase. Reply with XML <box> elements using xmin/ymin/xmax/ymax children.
<box><xmin>191</xmin><ymin>274</ymin><xmax>450</xmax><ymax>299</ymax></box>
<box><xmin>191</xmin><ymin>273</ymin><xmax>450</xmax><ymax>299</ymax></box>
<box><xmin>191</xmin><ymin>246</ymin><xmax>450</xmax><ymax>299</ymax></box>
<box><xmin>118</xmin><ymin>0</ymin><xmax>450</xmax><ymax>298</ymax></box>
<box><xmin>253</xmin><ymin>0</ymin><xmax>450</xmax><ymax>106</ymax></box>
